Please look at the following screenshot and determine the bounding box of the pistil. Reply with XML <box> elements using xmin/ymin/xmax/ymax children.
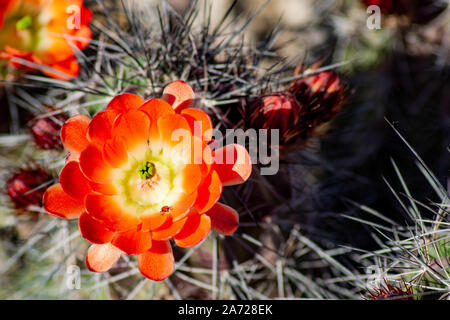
<box><xmin>138</xmin><ymin>162</ymin><xmax>156</xmax><ymax>180</ymax></box>
<box><xmin>16</xmin><ymin>16</ymin><xmax>33</xmax><ymax>30</ymax></box>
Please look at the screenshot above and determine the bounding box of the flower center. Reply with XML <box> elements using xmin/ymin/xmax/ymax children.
<box><xmin>0</xmin><ymin>3</ymin><xmax>57</xmax><ymax>58</ymax></box>
<box><xmin>0</xmin><ymin>7</ymin><xmax>40</xmax><ymax>52</ymax></box>
<box><xmin>138</xmin><ymin>161</ymin><xmax>156</xmax><ymax>180</ymax></box>
<box><xmin>16</xmin><ymin>15</ymin><xmax>33</xmax><ymax>30</ymax></box>
<box><xmin>111</xmin><ymin>144</ymin><xmax>187</xmax><ymax>218</ymax></box>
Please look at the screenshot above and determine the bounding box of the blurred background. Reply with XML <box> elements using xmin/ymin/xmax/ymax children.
<box><xmin>0</xmin><ymin>0</ymin><xmax>449</xmax><ymax>300</ymax></box>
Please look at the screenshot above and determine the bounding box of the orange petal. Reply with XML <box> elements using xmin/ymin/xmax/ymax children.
<box><xmin>80</xmin><ymin>6</ymin><xmax>93</xmax><ymax>26</ymax></box>
<box><xmin>151</xmin><ymin>216</ymin><xmax>189</xmax><ymax>241</ymax></box>
<box><xmin>172</xmin><ymin>191</ymin><xmax>198</xmax><ymax>222</ymax></box>
<box><xmin>205</xmin><ymin>203</ymin><xmax>239</xmax><ymax>236</ymax></box>
<box><xmin>72</xmin><ymin>24</ymin><xmax>92</xmax><ymax>50</ymax></box>
<box><xmin>111</xmin><ymin>229</ymin><xmax>152</xmax><ymax>255</ymax></box>
<box><xmin>59</xmin><ymin>161</ymin><xmax>92</xmax><ymax>200</ymax></box>
<box><xmin>103</xmin><ymin>137</ymin><xmax>128</xmax><ymax>168</ymax></box>
<box><xmin>187</xmin><ymin>136</ymin><xmax>211</xmax><ymax>170</ymax></box>
<box><xmin>199</xmin><ymin>143</ymin><xmax>214</xmax><ymax>178</ymax></box>
<box><xmin>174</xmin><ymin>213</ymin><xmax>211</xmax><ymax>248</ymax></box>
<box><xmin>139</xmin><ymin>99</ymin><xmax>175</xmax><ymax>118</ymax></box>
<box><xmin>182</xmin><ymin>164</ymin><xmax>202</xmax><ymax>194</ymax></box>
<box><xmin>86</xmin><ymin>243</ymin><xmax>122</xmax><ymax>273</ymax></box>
<box><xmin>87</xmin><ymin>110</ymin><xmax>118</xmax><ymax>146</ymax></box>
<box><xmin>141</xmin><ymin>212</ymin><xmax>168</xmax><ymax>232</ymax></box>
<box><xmin>181</xmin><ymin>108</ymin><xmax>213</xmax><ymax>141</ymax></box>
<box><xmin>89</xmin><ymin>181</ymin><xmax>118</xmax><ymax>195</ymax></box>
<box><xmin>139</xmin><ymin>98</ymin><xmax>175</xmax><ymax>140</ymax></box>
<box><xmin>43</xmin><ymin>58</ymin><xmax>79</xmax><ymax>80</ymax></box>
<box><xmin>111</xmin><ymin>109</ymin><xmax>150</xmax><ymax>150</ymax></box>
<box><xmin>79</xmin><ymin>212</ymin><xmax>115</xmax><ymax>244</ymax></box>
<box><xmin>162</xmin><ymin>80</ymin><xmax>194</xmax><ymax>111</ymax></box>
<box><xmin>60</xmin><ymin>114</ymin><xmax>90</xmax><ymax>153</ymax></box>
<box><xmin>213</xmin><ymin>144</ymin><xmax>252</xmax><ymax>186</ymax></box>
<box><xmin>79</xmin><ymin>144</ymin><xmax>113</xmax><ymax>184</ymax></box>
<box><xmin>106</xmin><ymin>93</ymin><xmax>144</xmax><ymax>113</ymax></box>
<box><xmin>43</xmin><ymin>184</ymin><xmax>84</xmax><ymax>220</ymax></box>
<box><xmin>157</xmin><ymin>114</ymin><xmax>191</xmax><ymax>147</ymax></box>
<box><xmin>193</xmin><ymin>170</ymin><xmax>222</xmax><ymax>214</ymax></box>
<box><xmin>85</xmin><ymin>194</ymin><xmax>140</xmax><ymax>231</ymax></box>
<box><xmin>0</xmin><ymin>1</ymin><xmax>16</xmax><ymax>18</ymax></box>
<box><xmin>138</xmin><ymin>240</ymin><xmax>174</xmax><ymax>281</ymax></box>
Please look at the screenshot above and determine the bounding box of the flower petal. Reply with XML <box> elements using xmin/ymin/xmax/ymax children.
<box><xmin>139</xmin><ymin>98</ymin><xmax>175</xmax><ymax>119</ymax></box>
<box><xmin>181</xmin><ymin>108</ymin><xmax>213</xmax><ymax>141</ymax></box>
<box><xmin>60</xmin><ymin>114</ymin><xmax>90</xmax><ymax>153</ymax></box>
<box><xmin>85</xmin><ymin>194</ymin><xmax>140</xmax><ymax>231</ymax></box>
<box><xmin>193</xmin><ymin>170</ymin><xmax>222</xmax><ymax>214</ymax></box>
<box><xmin>79</xmin><ymin>144</ymin><xmax>113</xmax><ymax>184</ymax></box>
<box><xmin>199</xmin><ymin>142</ymin><xmax>214</xmax><ymax>178</ymax></box>
<box><xmin>86</xmin><ymin>243</ymin><xmax>122</xmax><ymax>273</ymax></box>
<box><xmin>139</xmin><ymin>98</ymin><xmax>174</xmax><ymax>140</ymax></box>
<box><xmin>182</xmin><ymin>164</ymin><xmax>202</xmax><ymax>195</ymax></box>
<box><xmin>111</xmin><ymin>228</ymin><xmax>152</xmax><ymax>255</ymax></box>
<box><xmin>162</xmin><ymin>80</ymin><xmax>194</xmax><ymax>111</ymax></box>
<box><xmin>111</xmin><ymin>109</ymin><xmax>150</xmax><ymax>150</ymax></box>
<box><xmin>213</xmin><ymin>144</ymin><xmax>252</xmax><ymax>186</ymax></box>
<box><xmin>205</xmin><ymin>203</ymin><xmax>239</xmax><ymax>236</ymax></box>
<box><xmin>87</xmin><ymin>110</ymin><xmax>118</xmax><ymax>146</ymax></box>
<box><xmin>89</xmin><ymin>181</ymin><xmax>119</xmax><ymax>195</ymax></box>
<box><xmin>0</xmin><ymin>1</ymin><xmax>16</xmax><ymax>19</ymax></box>
<box><xmin>79</xmin><ymin>212</ymin><xmax>115</xmax><ymax>244</ymax></box>
<box><xmin>72</xmin><ymin>24</ymin><xmax>92</xmax><ymax>50</ymax></box>
<box><xmin>138</xmin><ymin>240</ymin><xmax>174</xmax><ymax>281</ymax></box>
<box><xmin>157</xmin><ymin>114</ymin><xmax>191</xmax><ymax>147</ymax></box>
<box><xmin>174</xmin><ymin>213</ymin><xmax>211</xmax><ymax>248</ymax></box>
<box><xmin>43</xmin><ymin>184</ymin><xmax>84</xmax><ymax>219</ymax></box>
<box><xmin>43</xmin><ymin>58</ymin><xmax>79</xmax><ymax>81</ymax></box>
<box><xmin>141</xmin><ymin>212</ymin><xmax>168</xmax><ymax>232</ymax></box>
<box><xmin>186</xmin><ymin>136</ymin><xmax>213</xmax><ymax>177</ymax></box>
<box><xmin>103</xmin><ymin>137</ymin><xmax>128</xmax><ymax>168</ymax></box>
<box><xmin>106</xmin><ymin>93</ymin><xmax>144</xmax><ymax>113</ymax></box>
<box><xmin>172</xmin><ymin>191</ymin><xmax>198</xmax><ymax>222</ymax></box>
<box><xmin>59</xmin><ymin>161</ymin><xmax>92</xmax><ymax>200</ymax></box>
<box><xmin>151</xmin><ymin>216</ymin><xmax>188</xmax><ymax>241</ymax></box>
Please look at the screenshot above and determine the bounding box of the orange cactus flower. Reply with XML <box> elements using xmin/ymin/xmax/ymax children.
<box><xmin>0</xmin><ymin>0</ymin><xmax>92</xmax><ymax>80</ymax></box>
<box><xmin>42</xmin><ymin>81</ymin><xmax>252</xmax><ymax>281</ymax></box>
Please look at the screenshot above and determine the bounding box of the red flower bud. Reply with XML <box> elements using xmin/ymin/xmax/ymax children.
<box><xmin>247</xmin><ymin>93</ymin><xmax>301</xmax><ymax>144</ymax></box>
<box><xmin>362</xmin><ymin>0</ymin><xmax>400</xmax><ymax>14</ymax></box>
<box><xmin>7</xmin><ymin>168</ymin><xmax>51</xmax><ymax>210</ymax></box>
<box><xmin>290</xmin><ymin>70</ymin><xmax>347</xmax><ymax>127</ymax></box>
<box><xmin>29</xmin><ymin>114</ymin><xmax>66</xmax><ymax>150</ymax></box>
<box><xmin>361</xmin><ymin>0</ymin><xmax>447</xmax><ymax>24</ymax></box>
<box><xmin>244</xmin><ymin>69</ymin><xmax>347</xmax><ymax>146</ymax></box>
